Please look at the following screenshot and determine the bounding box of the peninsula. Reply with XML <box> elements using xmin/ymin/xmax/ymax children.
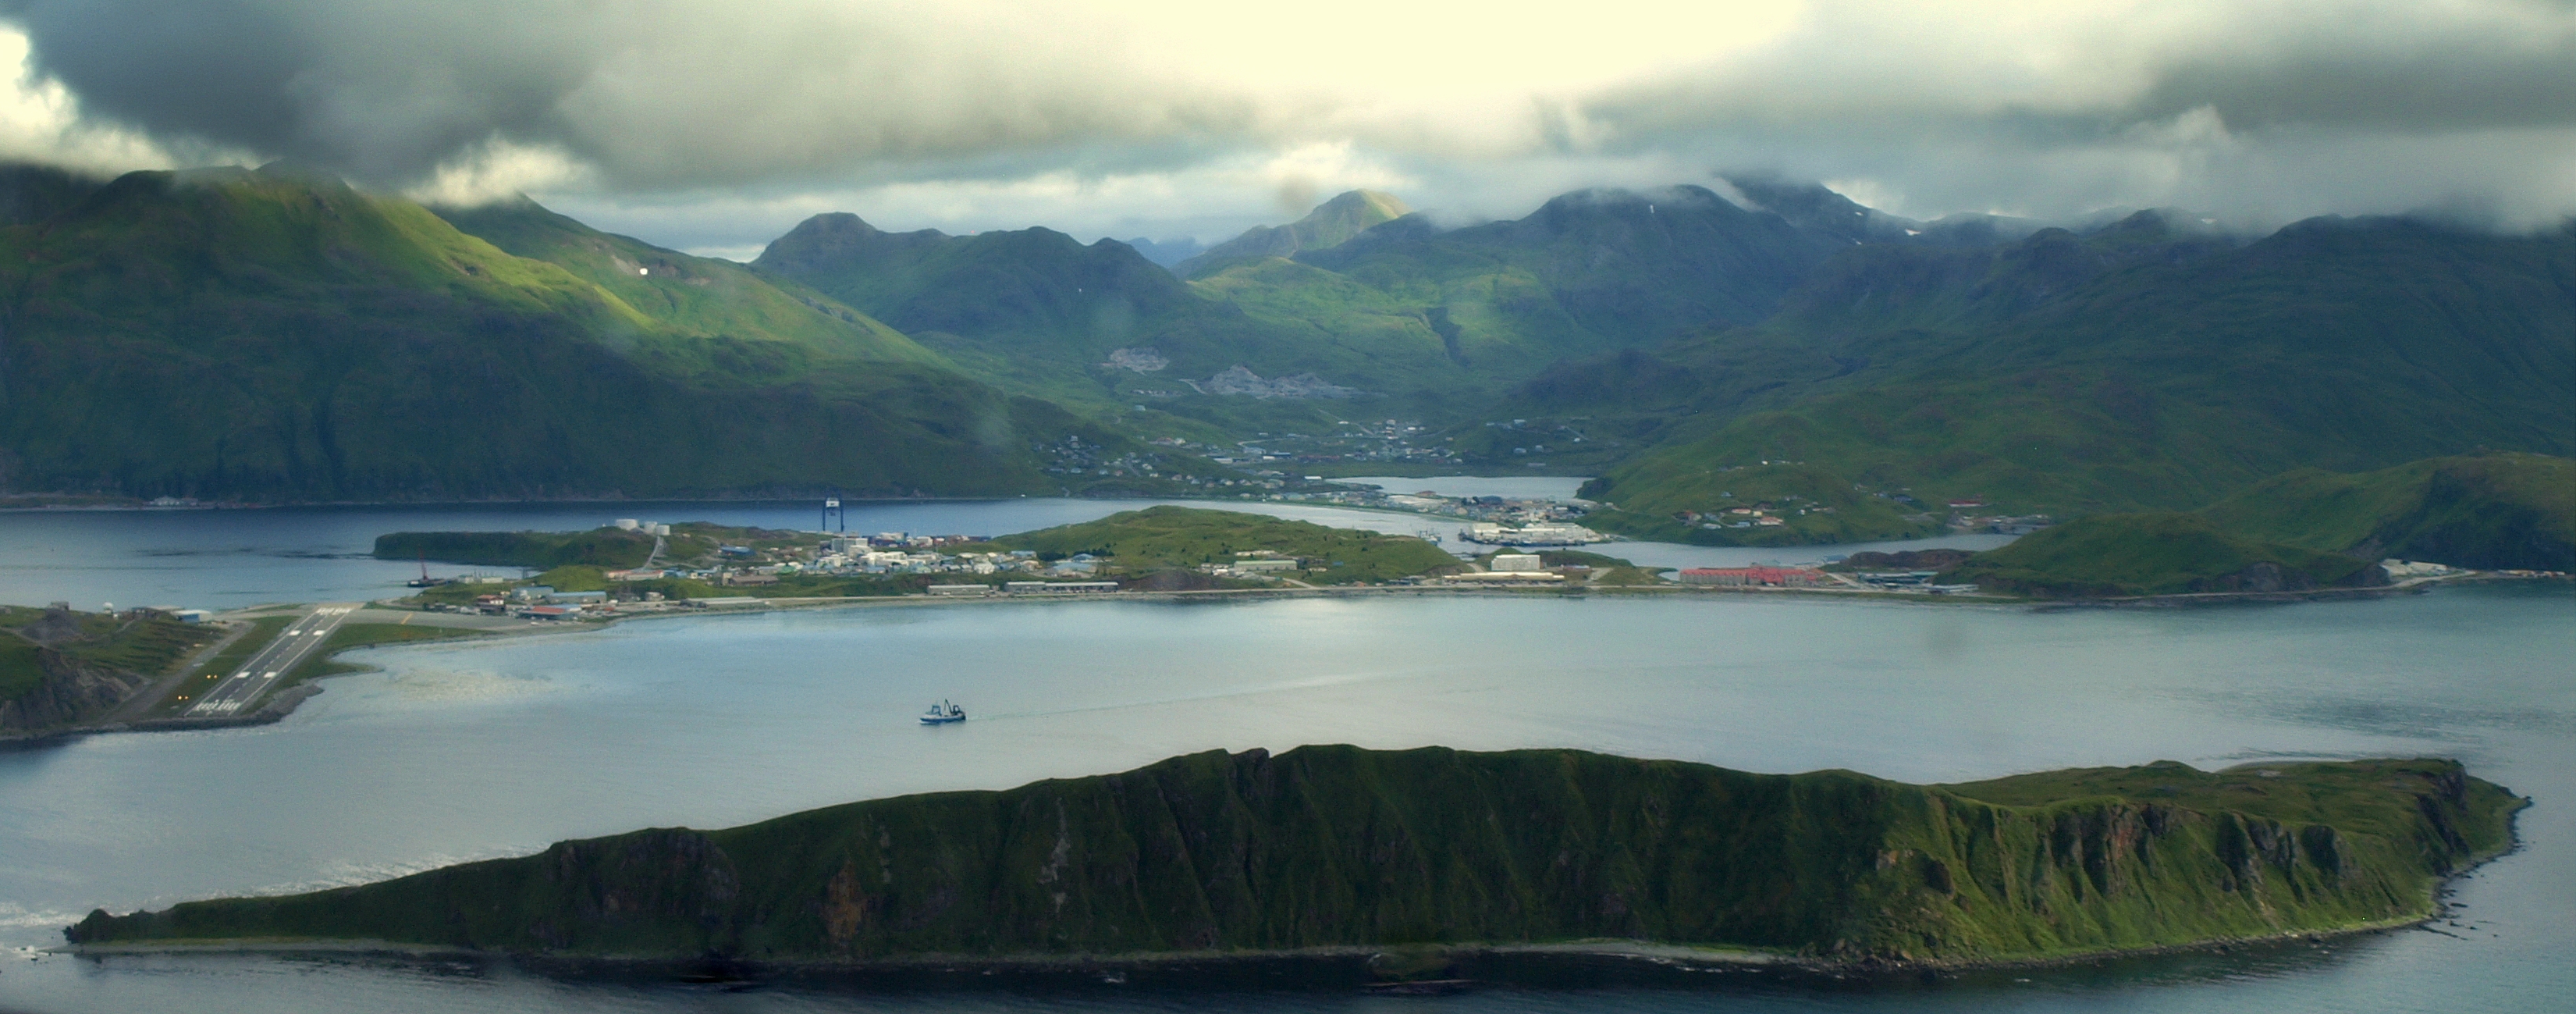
<box><xmin>68</xmin><ymin>746</ymin><xmax>2521</xmax><ymax>971</ymax></box>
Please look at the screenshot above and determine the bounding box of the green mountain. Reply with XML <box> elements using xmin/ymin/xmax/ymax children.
<box><xmin>755</xmin><ymin>185</ymin><xmax>1867</xmax><ymax>431</ymax></box>
<box><xmin>751</xmin><ymin>212</ymin><xmax>1462</xmax><ymax>435</ymax></box>
<box><xmin>1289</xmin><ymin>186</ymin><xmax>1845</xmax><ymax>337</ymax></box>
<box><xmin>67</xmin><ymin>746</ymin><xmax>2518</xmax><ymax>967</ymax></box>
<box><xmin>750</xmin><ymin>211</ymin><xmax>1224</xmax><ymax>403</ymax></box>
<box><xmin>753</xmin><ymin>207</ymin><xmax>1482</xmax><ymax>431</ymax></box>
<box><xmin>1945</xmin><ymin>513</ymin><xmax>2389</xmax><ymax>598</ymax></box>
<box><xmin>1173</xmin><ymin>189</ymin><xmax>1411</xmax><ymax>278</ymax></box>
<box><xmin>10</xmin><ymin>164</ymin><xmax>2561</xmax><ymax>519</ymax></box>
<box><xmin>988</xmin><ymin>505</ymin><xmax>1459</xmax><ymax>584</ymax></box>
<box><xmin>0</xmin><ymin>164</ymin><xmax>1097</xmax><ymax>500</ymax></box>
<box><xmin>1203</xmin><ymin>185</ymin><xmax>1854</xmax><ymax>389</ymax></box>
<box><xmin>2200</xmin><ymin>453</ymin><xmax>2574</xmax><ymax>571</ymax></box>
<box><xmin>0</xmin><ymin>163</ymin><xmax>105</xmax><ymax>226</ymax></box>
<box><xmin>1570</xmin><ymin>214</ymin><xmax>2576</xmax><ymax>540</ymax></box>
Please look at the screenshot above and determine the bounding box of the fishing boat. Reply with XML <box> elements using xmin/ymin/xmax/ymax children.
<box><xmin>918</xmin><ymin>699</ymin><xmax>966</xmax><ymax>724</ymax></box>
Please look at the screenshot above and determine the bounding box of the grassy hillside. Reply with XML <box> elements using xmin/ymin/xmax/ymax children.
<box><xmin>68</xmin><ymin>747</ymin><xmax>2519</xmax><ymax>966</ymax></box>
<box><xmin>2201</xmin><ymin>453</ymin><xmax>2574</xmax><ymax>570</ymax></box>
<box><xmin>0</xmin><ymin>165</ymin><xmax>1077</xmax><ymax>500</ymax></box>
<box><xmin>1572</xmin><ymin>215</ymin><xmax>2575</xmax><ymax>535</ymax></box>
<box><xmin>1946</xmin><ymin>514</ymin><xmax>2387</xmax><ymax>597</ymax></box>
<box><xmin>432</xmin><ymin>197</ymin><xmax>934</xmax><ymax>370</ymax></box>
<box><xmin>987</xmin><ymin>506</ymin><xmax>1458</xmax><ymax>584</ymax></box>
<box><xmin>2</xmin><ymin>606</ymin><xmax>219</xmax><ymax>733</ymax></box>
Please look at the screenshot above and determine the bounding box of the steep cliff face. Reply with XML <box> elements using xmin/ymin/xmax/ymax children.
<box><xmin>0</xmin><ymin>645</ymin><xmax>150</xmax><ymax>735</ymax></box>
<box><xmin>0</xmin><ymin>607</ymin><xmax>184</xmax><ymax>736</ymax></box>
<box><xmin>69</xmin><ymin>749</ymin><xmax>2519</xmax><ymax>966</ymax></box>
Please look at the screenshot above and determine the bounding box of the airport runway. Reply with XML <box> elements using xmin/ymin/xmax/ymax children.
<box><xmin>186</xmin><ymin>604</ymin><xmax>358</xmax><ymax>717</ymax></box>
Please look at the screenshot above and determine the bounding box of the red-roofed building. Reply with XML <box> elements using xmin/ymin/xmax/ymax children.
<box><xmin>1678</xmin><ymin>566</ymin><xmax>1825</xmax><ymax>587</ymax></box>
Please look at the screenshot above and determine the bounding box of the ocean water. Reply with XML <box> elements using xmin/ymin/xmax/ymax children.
<box><xmin>0</xmin><ymin>507</ymin><xmax>2564</xmax><ymax>1012</ymax></box>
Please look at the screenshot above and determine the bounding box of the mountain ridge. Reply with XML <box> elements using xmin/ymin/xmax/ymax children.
<box><xmin>0</xmin><ymin>165</ymin><xmax>1084</xmax><ymax>500</ymax></box>
<box><xmin>66</xmin><ymin>746</ymin><xmax>2521</xmax><ymax>968</ymax></box>
<box><xmin>1174</xmin><ymin>189</ymin><xmax>1412</xmax><ymax>279</ymax></box>
<box><xmin>1565</xmin><ymin>212</ymin><xmax>2574</xmax><ymax>540</ymax></box>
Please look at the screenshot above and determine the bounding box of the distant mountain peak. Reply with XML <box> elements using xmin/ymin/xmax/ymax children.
<box><xmin>755</xmin><ymin>212</ymin><xmax>925</xmax><ymax>274</ymax></box>
<box><xmin>1175</xmin><ymin>189</ymin><xmax>1412</xmax><ymax>278</ymax></box>
<box><xmin>250</xmin><ymin>158</ymin><xmax>354</xmax><ymax>190</ymax></box>
<box><xmin>779</xmin><ymin>211</ymin><xmax>886</xmax><ymax>239</ymax></box>
<box><xmin>1719</xmin><ymin>174</ymin><xmax>1914</xmax><ymax>244</ymax></box>
<box><xmin>1304</xmin><ymin>189</ymin><xmax>1412</xmax><ymax>230</ymax></box>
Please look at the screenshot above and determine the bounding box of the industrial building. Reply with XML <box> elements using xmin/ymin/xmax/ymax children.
<box><xmin>1677</xmin><ymin>566</ymin><xmax>1826</xmax><ymax>587</ymax></box>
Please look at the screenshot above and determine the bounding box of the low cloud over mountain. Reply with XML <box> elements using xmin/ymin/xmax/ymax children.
<box><xmin>0</xmin><ymin>1</ymin><xmax>2569</xmax><ymax>251</ymax></box>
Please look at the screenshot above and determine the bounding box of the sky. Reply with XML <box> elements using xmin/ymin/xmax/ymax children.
<box><xmin>0</xmin><ymin>0</ymin><xmax>2569</xmax><ymax>260</ymax></box>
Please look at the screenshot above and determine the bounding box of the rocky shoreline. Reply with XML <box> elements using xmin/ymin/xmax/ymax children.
<box><xmin>59</xmin><ymin>904</ymin><xmax>2485</xmax><ymax>987</ymax></box>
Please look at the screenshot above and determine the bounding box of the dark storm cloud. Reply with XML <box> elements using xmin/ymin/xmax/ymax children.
<box><xmin>0</xmin><ymin>0</ymin><xmax>1261</xmax><ymax>189</ymax></box>
<box><xmin>0</xmin><ymin>1</ymin><xmax>596</xmax><ymax>183</ymax></box>
<box><xmin>2134</xmin><ymin>46</ymin><xmax>2576</xmax><ymax>134</ymax></box>
<box><xmin>0</xmin><ymin>1</ymin><xmax>2569</xmax><ymax>234</ymax></box>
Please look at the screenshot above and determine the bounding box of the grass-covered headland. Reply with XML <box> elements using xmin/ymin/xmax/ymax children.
<box><xmin>3</xmin><ymin>606</ymin><xmax>222</xmax><ymax>735</ymax></box>
<box><xmin>1947</xmin><ymin>514</ymin><xmax>2390</xmax><ymax>598</ymax></box>
<box><xmin>2201</xmin><ymin>453</ymin><xmax>2574</xmax><ymax>571</ymax></box>
<box><xmin>68</xmin><ymin>746</ymin><xmax>2519</xmax><ymax>969</ymax></box>
<box><xmin>988</xmin><ymin>506</ymin><xmax>1461</xmax><ymax>585</ymax></box>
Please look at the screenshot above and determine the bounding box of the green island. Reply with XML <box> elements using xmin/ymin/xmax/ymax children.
<box><xmin>373</xmin><ymin>528</ymin><xmax>664</xmax><ymax>571</ymax></box>
<box><xmin>984</xmin><ymin>507</ymin><xmax>1462</xmax><ymax>585</ymax></box>
<box><xmin>66</xmin><ymin>745</ymin><xmax>2522</xmax><ymax>970</ymax></box>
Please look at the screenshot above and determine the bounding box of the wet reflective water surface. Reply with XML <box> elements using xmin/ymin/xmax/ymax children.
<box><xmin>0</xmin><ymin>507</ymin><xmax>2564</xmax><ymax>1013</ymax></box>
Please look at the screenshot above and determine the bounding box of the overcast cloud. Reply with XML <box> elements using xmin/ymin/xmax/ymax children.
<box><xmin>0</xmin><ymin>0</ymin><xmax>2568</xmax><ymax>254</ymax></box>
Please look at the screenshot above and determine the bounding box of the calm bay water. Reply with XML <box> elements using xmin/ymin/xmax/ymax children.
<box><xmin>0</xmin><ymin>504</ymin><xmax>2564</xmax><ymax>1012</ymax></box>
